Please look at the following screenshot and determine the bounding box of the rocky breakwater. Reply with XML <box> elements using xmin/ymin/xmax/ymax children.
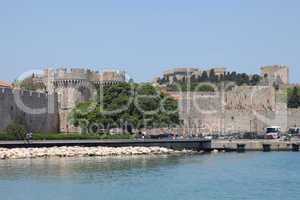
<box><xmin>0</xmin><ymin>146</ymin><xmax>191</xmax><ymax>160</ymax></box>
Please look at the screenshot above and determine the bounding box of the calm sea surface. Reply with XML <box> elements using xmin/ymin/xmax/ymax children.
<box><xmin>0</xmin><ymin>152</ymin><xmax>300</xmax><ymax>200</ymax></box>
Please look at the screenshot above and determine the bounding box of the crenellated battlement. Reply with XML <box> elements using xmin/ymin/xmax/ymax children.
<box><xmin>0</xmin><ymin>88</ymin><xmax>49</xmax><ymax>98</ymax></box>
<box><xmin>45</xmin><ymin>68</ymin><xmax>91</xmax><ymax>81</ymax></box>
<box><xmin>42</xmin><ymin>68</ymin><xmax>126</xmax><ymax>84</ymax></box>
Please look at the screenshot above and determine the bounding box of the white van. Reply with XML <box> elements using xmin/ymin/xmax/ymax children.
<box><xmin>265</xmin><ymin>126</ymin><xmax>281</xmax><ymax>139</ymax></box>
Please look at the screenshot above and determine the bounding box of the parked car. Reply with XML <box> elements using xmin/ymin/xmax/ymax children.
<box><xmin>204</xmin><ymin>135</ymin><xmax>213</xmax><ymax>140</ymax></box>
<box><xmin>288</xmin><ymin>127</ymin><xmax>300</xmax><ymax>136</ymax></box>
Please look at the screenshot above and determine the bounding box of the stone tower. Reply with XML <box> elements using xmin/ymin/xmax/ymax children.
<box><xmin>41</xmin><ymin>68</ymin><xmax>126</xmax><ymax>133</ymax></box>
<box><xmin>261</xmin><ymin>65</ymin><xmax>289</xmax><ymax>85</ymax></box>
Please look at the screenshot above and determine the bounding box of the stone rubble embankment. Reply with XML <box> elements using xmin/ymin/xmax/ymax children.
<box><xmin>0</xmin><ymin>146</ymin><xmax>192</xmax><ymax>160</ymax></box>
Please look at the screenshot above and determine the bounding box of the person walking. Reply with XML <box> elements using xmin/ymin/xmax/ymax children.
<box><xmin>26</xmin><ymin>131</ymin><xmax>33</xmax><ymax>144</ymax></box>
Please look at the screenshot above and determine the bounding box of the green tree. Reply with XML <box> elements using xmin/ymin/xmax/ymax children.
<box><xmin>200</xmin><ymin>71</ymin><xmax>209</xmax><ymax>82</ymax></box>
<box><xmin>190</xmin><ymin>74</ymin><xmax>197</xmax><ymax>83</ymax></box>
<box><xmin>70</xmin><ymin>83</ymin><xmax>180</xmax><ymax>134</ymax></box>
<box><xmin>194</xmin><ymin>84</ymin><xmax>215</xmax><ymax>92</ymax></box>
<box><xmin>236</xmin><ymin>73</ymin><xmax>250</xmax><ymax>86</ymax></box>
<box><xmin>250</xmin><ymin>74</ymin><xmax>261</xmax><ymax>86</ymax></box>
<box><xmin>208</xmin><ymin>69</ymin><xmax>218</xmax><ymax>82</ymax></box>
<box><xmin>128</xmin><ymin>78</ymin><xmax>134</xmax><ymax>83</ymax></box>
<box><xmin>5</xmin><ymin>122</ymin><xmax>27</xmax><ymax>140</ymax></box>
<box><xmin>288</xmin><ymin>87</ymin><xmax>300</xmax><ymax>108</ymax></box>
<box><xmin>228</xmin><ymin>72</ymin><xmax>237</xmax><ymax>82</ymax></box>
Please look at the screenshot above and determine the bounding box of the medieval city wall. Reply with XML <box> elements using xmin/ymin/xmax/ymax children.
<box><xmin>0</xmin><ymin>88</ymin><xmax>59</xmax><ymax>133</ymax></box>
<box><xmin>288</xmin><ymin>108</ymin><xmax>300</xmax><ymax>128</ymax></box>
<box><xmin>40</xmin><ymin>68</ymin><xmax>126</xmax><ymax>133</ymax></box>
<box><xmin>175</xmin><ymin>86</ymin><xmax>292</xmax><ymax>135</ymax></box>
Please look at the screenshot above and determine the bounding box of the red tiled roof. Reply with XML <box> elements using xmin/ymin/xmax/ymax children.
<box><xmin>0</xmin><ymin>80</ymin><xmax>12</xmax><ymax>88</ymax></box>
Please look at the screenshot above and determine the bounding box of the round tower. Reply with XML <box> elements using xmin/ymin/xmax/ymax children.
<box><xmin>41</xmin><ymin>68</ymin><xmax>126</xmax><ymax>133</ymax></box>
<box><xmin>51</xmin><ymin>68</ymin><xmax>95</xmax><ymax>133</ymax></box>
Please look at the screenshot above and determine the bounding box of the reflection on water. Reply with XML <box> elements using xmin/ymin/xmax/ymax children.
<box><xmin>0</xmin><ymin>152</ymin><xmax>300</xmax><ymax>200</ymax></box>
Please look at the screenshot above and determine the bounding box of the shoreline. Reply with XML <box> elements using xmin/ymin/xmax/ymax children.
<box><xmin>0</xmin><ymin>139</ymin><xmax>299</xmax><ymax>160</ymax></box>
<box><xmin>0</xmin><ymin>146</ymin><xmax>194</xmax><ymax>160</ymax></box>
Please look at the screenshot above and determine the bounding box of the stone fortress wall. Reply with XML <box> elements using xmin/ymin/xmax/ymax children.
<box><xmin>0</xmin><ymin>88</ymin><xmax>59</xmax><ymax>133</ymax></box>
<box><xmin>165</xmin><ymin>65</ymin><xmax>299</xmax><ymax>135</ymax></box>
<box><xmin>39</xmin><ymin>68</ymin><xmax>126</xmax><ymax>133</ymax></box>
<box><xmin>172</xmin><ymin>85</ymin><xmax>300</xmax><ymax>135</ymax></box>
<box><xmin>288</xmin><ymin>108</ymin><xmax>300</xmax><ymax>128</ymax></box>
<box><xmin>1</xmin><ymin>65</ymin><xmax>297</xmax><ymax>135</ymax></box>
<box><xmin>0</xmin><ymin>67</ymin><xmax>126</xmax><ymax>134</ymax></box>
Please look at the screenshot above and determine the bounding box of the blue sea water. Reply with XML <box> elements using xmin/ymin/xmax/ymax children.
<box><xmin>0</xmin><ymin>152</ymin><xmax>299</xmax><ymax>200</ymax></box>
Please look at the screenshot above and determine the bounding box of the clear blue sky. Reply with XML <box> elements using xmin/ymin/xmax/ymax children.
<box><xmin>0</xmin><ymin>0</ymin><xmax>299</xmax><ymax>83</ymax></box>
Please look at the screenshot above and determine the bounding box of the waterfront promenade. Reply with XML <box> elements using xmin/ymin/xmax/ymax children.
<box><xmin>212</xmin><ymin>139</ymin><xmax>300</xmax><ymax>152</ymax></box>
<box><xmin>0</xmin><ymin>139</ymin><xmax>211</xmax><ymax>151</ymax></box>
<box><xmin>1</xmin><ymin>139</ymin><xmax>300</xmax><ymax>152</ymax></box>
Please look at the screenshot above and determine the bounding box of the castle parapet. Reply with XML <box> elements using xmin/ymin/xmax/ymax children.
<box><xmin>0</xmin><ymin>88</ymin><xmax>49</xmax><ymax>98</ymax></box>
<box><xmin>52</xmin><ymin>68</ymin><xmax>90</xmax><ymax>80</ymax></box>
<box><xmin>261</xmin><ymin>65</ymin><xmax>289</xmax><ymax>85</ymax></box>
<box><xmin>92</xmin><ymin>70</ymin><xmax>126</xmax><ymax>85</ymax></box>
<box><xmin>42</xmin><ymin>68</ymin><xmax>126</xmax><ymax>85</ymax></box>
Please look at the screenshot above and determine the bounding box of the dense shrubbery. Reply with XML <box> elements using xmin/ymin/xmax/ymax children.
<box><xmin>70</xmin><ymin>83</ymin><xmax>180</xmax><ymax>133</ymax></box>
<box><xmin>5</xmin><ymin>122</ymin><xmax>27</xmax><ymax>140</ymax></box>
<box><xmin>166</xmin><ymin>83</ymin><xmax>216</xmax><ymax>92</ymax></box>
<box><xmin>0</xmin><ymin>133</ymin><xmax>21</xmax><ymax>140</ymax></box>
<box><xmin>194</xmin><ymin>84</ymin><xmax>215</xmax><ymax>92</ymax></box>
<box><xmin>1</xmin><ymin>117</ymin><xmax>135</xmax><ymax>140</ymax></box>
<box><xmin>288</xmin><ymin>87</ymin><xmax>300</xmax><ymax>108</ymax></box>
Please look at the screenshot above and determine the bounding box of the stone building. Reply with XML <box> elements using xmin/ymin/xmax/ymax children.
<box><xmin>162</xmin><ymin>68</ymin><xmax>198</xmax><ymax>84</ymax></box>
<box><xmin>261</xmin><ymin>65</ymin><xmax>289</xmax><ymax>85</ymax></box>
<box><xmin>158</xmin><ymin>67</ymin><xmax>227</xmax><ymax>84</ymax></box>
<box><xmin>38</xmin><ymin>68</ymin><xmax>126</xmax><ymax>133</ymax></box>
<box><xmin>212</xmin><ymin>67</ymin><xmax>226</xmax><ymax>76</ymax></box>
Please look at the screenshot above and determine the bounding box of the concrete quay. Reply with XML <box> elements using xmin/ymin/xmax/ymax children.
<box><xmin>212</xmin><ymin>139</ymin><xmax>300</xmax><ymax>152</ymax></box>
<box><xmin>0</xmin><ymin>139</ymin><xmax>211</xmax><ymax>151</ymax></box>
<box><xmin>1</xmin><ymin>139</ymin><xmax>299</xmax><ymax>152</ymax></box>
